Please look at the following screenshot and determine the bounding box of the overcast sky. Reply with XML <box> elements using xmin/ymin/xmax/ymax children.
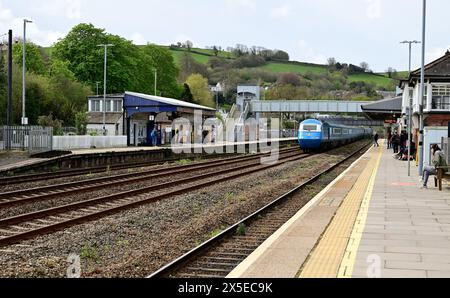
<box><xmin>1</xmin><ymin>0</ymin><xmax>449</xmax><ymax>72</ymax></box>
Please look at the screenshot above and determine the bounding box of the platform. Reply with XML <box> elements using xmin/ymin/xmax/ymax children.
<box><xmin>228</xmin><ymin>141</ymin><xmax>450</xmax><ymax>278</ymax></box>
<box><xmin>70</xmin><ymin>138</ymin><xmax>297</xmax><ymax>155</ymax></box>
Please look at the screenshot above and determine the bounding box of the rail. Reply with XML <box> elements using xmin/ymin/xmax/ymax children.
<box><xmin>148</xmin><ymin>142</ymin><xmax>370</xmax><ymax>278</ymax></box>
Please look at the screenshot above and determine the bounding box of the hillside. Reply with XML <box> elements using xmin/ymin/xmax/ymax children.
<box><xmin>164</xmin><ymin>47</ymin><xmax>398</xmax><ymax>90</ymax></box>
<box><xmin>43</xmin><ymin>44</ymin><xmax>399</xmax><ymax>90</ymax></box>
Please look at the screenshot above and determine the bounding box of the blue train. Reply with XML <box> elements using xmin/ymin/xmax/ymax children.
<box><xmin>298</xmin><ymin>119</ymin><xmax>373</xmax><ymax>151</ymax></box>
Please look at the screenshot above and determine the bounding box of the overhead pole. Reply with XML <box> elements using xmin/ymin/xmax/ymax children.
<box><xmin>7</xmin><ymin>29</ymin><xmax>12</xmax><ymax>150</ymax></box>
<box><xmin>400</xmin><ymin>40</ymin><xmax>421</xmax><ymax>177</ymax></box>
<box><xmin>22</xmin><ymin>19</ymin><xmax>33</xmax><ymax>126</ymax></box>
<box><xmin>97</xmin><ymin>44</ymin><xmax>114</xmax><ymax>136</ymax></box>
<box><xmin>418</xmin><ymin>0</ymin><xmax>427</xmax><ymax>177</ymax></box>
<box><xmin>7</xmin><ymin>30</ymin><xmax>12</xmax><ymax>127</ymax></box>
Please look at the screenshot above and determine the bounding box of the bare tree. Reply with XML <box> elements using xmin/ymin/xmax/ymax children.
<box><xmin>185</xmin><ymin>40</ymin><xmax>193</xmax><ymax>51</ymax></box>
<box><xmin>360</xmin><ymin>62</ymin><xmax>370</xmax><ymax>72</ymax></box>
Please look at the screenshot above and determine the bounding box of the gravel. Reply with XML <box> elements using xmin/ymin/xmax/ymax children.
<box><xmin>0</xmin><ymin>141</ymin><xmax>367</xmax><ymax>278</ymax></box>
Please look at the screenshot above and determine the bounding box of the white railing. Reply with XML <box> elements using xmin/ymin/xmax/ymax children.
<box><xmin>52</xmin><ymin>136</ymin><xmax>127</xmax><ymax>151</ymax></box>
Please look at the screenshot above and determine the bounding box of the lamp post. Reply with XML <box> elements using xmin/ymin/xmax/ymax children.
<box><xmin>400</xmin><ymin>40</ymin><xmax>421</xmax><ymax>177</ymax></box>
<box><xmin>418</xmin><ymin>0</ymin><xmax>427</xmax><ymax>176</ymax></box>
<box><xmin>22</xmin><ymin>19</ymin><xmax>33</xmax><ymax>126</ymax></box>
<box><xmin>97</xmin><ymin>44</ymin><xmax>114</xmax><ymax>136</ymax></box>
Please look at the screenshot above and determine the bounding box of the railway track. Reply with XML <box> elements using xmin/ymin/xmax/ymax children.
<box><xmin>0</xmin><ymin>147</ymin><xmax>300</xmax><ymax>208</ymax></box>
<box><xmin>0</xmin><ymin>148</ymin><xmax>311</xmax><ymax>247</ymax></box>
<box><xmin>148</xmin><ymin>143</ymin><xmax>370</xmax><ymax>278</ymax></box>
<box><xmin>0</xmin><ymin>144</ymin><xmax>297</xmax><ymax>186</ymax></box>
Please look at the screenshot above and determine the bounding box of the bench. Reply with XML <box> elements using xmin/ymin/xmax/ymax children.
<box><xmin>435</xmin><ymin>166</ymin><xmax>450</xmax><ymax>191</ymax></box>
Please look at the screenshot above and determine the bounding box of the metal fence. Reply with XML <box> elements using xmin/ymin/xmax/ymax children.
<box><xmin>0</xmin><ymin>126</ymin><xmax>53</xmax><ymax>155</ymax></box>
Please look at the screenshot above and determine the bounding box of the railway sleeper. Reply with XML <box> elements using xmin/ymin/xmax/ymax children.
<box><xmin>193</xmin><ymin>261</ymin><xmax>239</xmax><ymax>270</ymax></box>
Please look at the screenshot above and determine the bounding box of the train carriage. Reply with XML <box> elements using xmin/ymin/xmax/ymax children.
<box><xmin>298</xmin><ymin>119</ymin><xmax>372</xmax><ymax>151</ymax></box>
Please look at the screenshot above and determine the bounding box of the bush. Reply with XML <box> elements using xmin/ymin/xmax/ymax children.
<box><xmin>38</xmin><ymin>114</ymin><xmax>63</xmax><ymax>136</ymax></box>
<box><xmin>232</xmin><ymin>55</ymin><xmax>266</xmax><ymax>69</ymax></box>
<box><xmin>75</xmin><ymin>112</ymin><xmax>88</xmax><ymax>135</ymax></box>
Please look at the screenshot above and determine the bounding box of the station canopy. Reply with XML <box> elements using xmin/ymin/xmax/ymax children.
<box><xmin>124</xmin><ymin>91</ymin><xmax>216</xmax><ymax>117</ymax></box>
<box><xmin>361</xmin><ymin>96</ymin><xmax>402</xmax><ymax>121</ymax></box>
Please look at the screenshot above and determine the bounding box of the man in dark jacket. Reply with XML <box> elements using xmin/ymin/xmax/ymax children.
<box><xmin>373</xmin><ymin>133</ymin><xmax>379</xmax><ymax>147</ymax></box>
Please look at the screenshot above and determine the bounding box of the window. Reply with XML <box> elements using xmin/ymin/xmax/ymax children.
<box><xmin>91</xmin><ymin>100</ymin><xmax>101</xmax><ymax>112</ymax></box>
<box><xmin>113</xmin><ymin>100</ymin><xmax>122</xmax><ymax>112</ymax></box>
<box><xmin>332</xmin><ymin>128</ymin><xmax>342</xmax><ymax>135</ymax></box>
<box><xmin>342</xmin><ymin>129</ymin><xmax>349</xmax><ymax>135</ymax></box>
<box><xmin>432</xmin><ymin>85</ymin><xmax>450</xmax><ymax>110</ymax></box>
<box><xmin>105</xmin><ymin>100</ymin><xmax>112</xmax><ymax>112</ymax></box>
<box><xmin>302</xmin><ymin>125</ymin><xmax>318</xmax><ymax>132</ymax></box>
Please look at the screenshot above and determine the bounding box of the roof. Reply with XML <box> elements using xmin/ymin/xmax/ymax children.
<box><xmin>410</xmin><ymin>50</ymin><xmax>450</xmax><ymax>79</ymax></box>
<box><xmin>124</xmin><ymin>92</ymin><xmax>216</xmax><ymax>112</ymax></box>
<box><xmin>361</xmin><ymin>97</ymin><xmax>402</xmax><ymax>121</ymax></box>
<box><xmin>361</xmin><ymin>97</ymin><xmax>402</xmax><ymax>113</ymax></box>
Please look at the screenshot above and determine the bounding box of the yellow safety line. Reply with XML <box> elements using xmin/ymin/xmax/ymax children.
<box><xmin>337</xmin><ymin>142</ymin><xmax>384</xmax><ymax>278</ymax></box>
<box><xmin>299</xmin><ymin>142</ymin><xmax>383</xmax><ymax>278</ymax></box>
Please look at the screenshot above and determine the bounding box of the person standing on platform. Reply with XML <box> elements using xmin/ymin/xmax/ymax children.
<box><xmin>387</xmin><ymin>132</ymin><xmax>392</xmax><ymax>149</ymax></box>
<box><xmin>392</xmin><ymin>132</ymin><xmax>400</xmax><ymax>154</ymax></box>
<box><xmin>151</xmin><ymin>128</ymin><xmax>157</xmax><ymax>147</ymax></box>
<box><xmin>373</xmin><ymin>132</ymin><xmax>379</xmax><ymax>147</ymax></box>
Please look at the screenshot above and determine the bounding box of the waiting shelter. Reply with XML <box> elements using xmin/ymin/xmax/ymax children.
<box><xmin>123</xmin><ymin>92</ymin><xmax>216</xmax><ymax>146</ymax></box>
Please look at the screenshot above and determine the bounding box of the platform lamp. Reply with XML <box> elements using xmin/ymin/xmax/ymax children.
<box><xmin>418</xmin><ymin>0</ymin><xmax>427</xmax><ymax>177</ymax></box>
<box><xmin>22</xmin><ymin>19</ymin><xmax>33</xmax><ymax>126</ymax></box>
<box><xmin>400</xmin><ymin>40</ymin><xmax>421</xmax><ymax>177</ymax></box>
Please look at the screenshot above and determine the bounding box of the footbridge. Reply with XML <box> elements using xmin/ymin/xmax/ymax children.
<box><xmin>250</xmin><ymin>100</ymin><xmax>373</xmax><ymax>114</ymax></box>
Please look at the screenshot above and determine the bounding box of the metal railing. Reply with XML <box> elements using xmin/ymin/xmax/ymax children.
<box><xmin>1</xmin><ymin>126</ymin><xmax>53</xmax><ymax>155</ymax></box>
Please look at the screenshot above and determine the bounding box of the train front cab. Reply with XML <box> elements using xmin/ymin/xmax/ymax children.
<box><xmin>298</xmin><ymin>120</ymin><xmax>323</xmax><ymax>152</ymax></box>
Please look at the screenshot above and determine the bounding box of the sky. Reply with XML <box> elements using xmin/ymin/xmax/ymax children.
<box><xmin>1</xmin><ymin>0</ymin><xmax>449</xmax><ymax>72</ymax></box>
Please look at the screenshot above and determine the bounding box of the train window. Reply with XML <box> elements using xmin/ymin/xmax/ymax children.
<box><xmin>302</xmin><ymin>125</ymin><xmax>318</xmax><ymax>132</ymax></box>
<box><xmin>342</xmin><ymin>129</ymin><xmax>349</xmax><ymax>135</ymax></box>
<box><xmin>332</xmin><ymin>128</ymin><xmax>342</xmax><ymax>135</ymax></box>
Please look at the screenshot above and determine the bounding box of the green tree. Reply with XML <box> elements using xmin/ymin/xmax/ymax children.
<box><xmin>47</xmin><ymin>59</ymin><xmax>91</xmax><ymax>126</ymax></box>
<box><xmin>179</xmin><ymin>83</ymin><xmax>194</xmax><ymax>103</ymax></box>
<box><xmin>140</xmin><ymin>44</ymin><xmax>180</xmax><ymax>98</ymax></box>
<box><xmin>75</xmin><ymin>111</ymin><xmax>88</xmax><ymax>135</ymax></box>
<box><xmin>12</xmin><ymin>42</ymin><xmax>47</xmax><ymax>75</ymax></box>
<box><xmin>53</xmin><ymin>23</ymin><xmax>181</xmax><ymax>97</ymax></box>
<box><xmin>53</xmin><ymin>23</ymin><xmax>108</xmax><ymax>91</ymax></box>
<box><xmin>185</xmin><ymin>74</ymin><xmax>214</xmax><ymax>108</ymax></box>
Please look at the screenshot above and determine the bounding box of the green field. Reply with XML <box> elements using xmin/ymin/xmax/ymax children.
<box><xmin>169</xmin><ymin>49</ymin><xmax>211</xmax><ymax>65</ymax></box>
<box><xmin>347</xmin><ymin>73</ymin><xmax>395</xmax><ymax>89</ymax></box>
<box><xmin>259</xmin><ymin>62</ymin><xmax>327</xmax><ymax>75</ymax></box>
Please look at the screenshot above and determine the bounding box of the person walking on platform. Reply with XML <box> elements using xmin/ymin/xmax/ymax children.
<box><xmin>421</xmin><ymin>145</ymin><xmax>448</xmax><ymax>189</ymax></box>
<box><xmin>373</xmin><ymin>132</ymin><xmax>379</xmax><ymax>147</ymax></box>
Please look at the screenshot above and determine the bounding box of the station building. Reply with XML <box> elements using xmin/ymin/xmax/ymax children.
<box><xmin>399</xmin><ymin>51</ymin><xmax>450</xmax><ymax>165</ymax></box>
<box><xmin>362</xmin><ymin>51</ymin><xmax>450</xmax><ymax>168</ymax></box>
<box><xmin>87</xmin><ymin>91</ymin><xmax>216</xmax><ymax>146</ymax></box>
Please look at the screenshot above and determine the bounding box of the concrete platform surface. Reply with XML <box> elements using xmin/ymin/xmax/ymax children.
<box><xmin>70</xmin><ymin>138</ymin><xmax>297</xmax><ymax>155</ymax></box>
<box><xmin>228</xmin><ymin>141</ymin><xmax>450</xmax><ymax>278</ymax></box>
